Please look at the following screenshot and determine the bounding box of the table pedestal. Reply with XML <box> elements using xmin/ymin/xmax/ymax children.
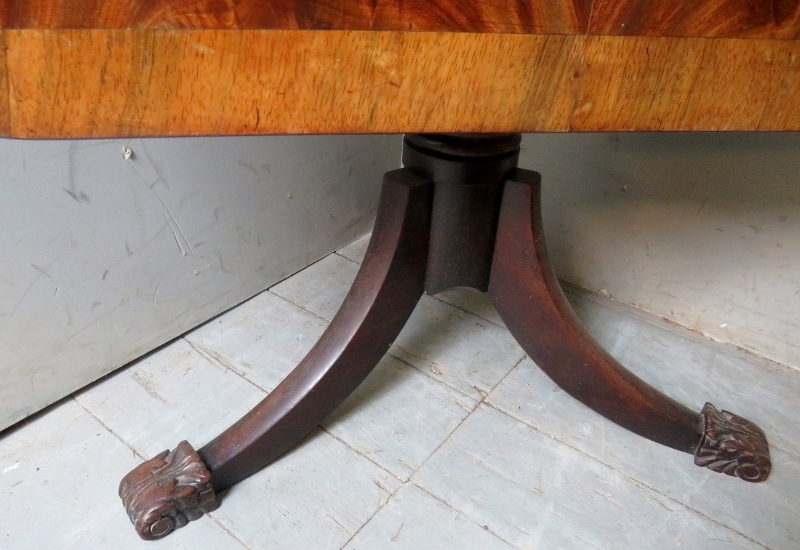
<box><xmin>119</xmin><ymin>134</ymin><xmax>772</xmax><ymax>541</ymax></box>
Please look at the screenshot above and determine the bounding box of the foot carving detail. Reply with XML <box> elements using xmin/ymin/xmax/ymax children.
<box><xmin>694</xmin><ymin>403</ymin><xmax>771</xmax><ymax>483</ymax></box>
<box><xmin>119</xmin><ymin>440</ymin><xmax>219</xmax><ymax>540</ymax></box>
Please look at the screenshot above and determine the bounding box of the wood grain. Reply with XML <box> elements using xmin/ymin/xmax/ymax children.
<box><xmin>4</xmin><ymin>0</ymin><xmax>800</xmax><ymax>39</ymax></box>
<box><xmin>571</xmin><ymin>35</ymin><xmax>800</xmax><ymax>131</ymax></box>
<box><xmin>3</xmin><ymin>29</ymin><xmax>799</xmax><ymax>138</ymax></box>
<box><xmin>3</xmin><ymin>30</ymin><xmax>579</xmax><ymax>137</ymax></box>
<box><xmin>0</xmin><ymin>31</ymin><xmax>8</xmax><ymax>136</ymax></box>
<box><xmin>489</xmin><ymin>171</ymin><xmax>706</xmax><ymax>454</ymax></box>
<box><xmin>199</xmin><ymin>168</ymin><xmax>432</xmax><ymax>491</ymax></box>
<box><xmin>0</xmin><ymin>0</ymin><xmax>591</xmax><ymax>34</ymax></box>
<box><xmin>589</xmin><ymin>0</ymin><xmax>800</xmax><ymax>39</ymax></box>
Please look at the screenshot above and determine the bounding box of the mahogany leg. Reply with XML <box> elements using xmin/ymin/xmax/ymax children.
<box><xmin>488</xmin><ymin>169</ymin><xmax>771</xmax><ymax>482</ymax></box>
<box><xmin>119</xmin><ymin>133</ymin><xmax>771</xmax><ymax>542</ymax></box>
<box><xmin>119</xmin><ymin>168</ymin><xmax>433</xmax><ymax>540</ymax></box>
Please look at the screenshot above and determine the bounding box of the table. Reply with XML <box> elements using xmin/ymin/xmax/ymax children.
<box><xmin>2</xmin><ymin>0</ymin><xmax>795</xmax><ymax>541</ymax></box>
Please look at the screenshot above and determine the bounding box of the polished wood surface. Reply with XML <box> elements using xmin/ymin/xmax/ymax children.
<box><xmin>201</xmin><ymin>168</ymin><xmax>432</xmax><ymax>492</ymax></box>
<box><xmin>3</xmin><ymin>30</ymin><xmax>800</xmax><ymax>138</ymax></box>
<box><xmin>0</xmin><ymin>31</ymin><xmax>8</xmax><ymax>137</ymax></box>
<box><xmin>2</xmin><ymin>0</ymin><xmax>798</xmax><ymax>39</ymax></box>
<box><xmin>0</xmin><ymin>0</ymin><xmax>588</xmax><ymax>34</ymax></box>
<box><xmin>489</xmin><ymin>170</ymin><xmax>704</xmax><ymax>454</ymax></box>
<box><xmin>1</xmin><ymin>1</ymin><xmax>799</xmax><ymax>138</ymax></box>
<box><xmin>590</xmin><ymin>0</ymin><xmax>800</xmax><ymax>39</ymax></box>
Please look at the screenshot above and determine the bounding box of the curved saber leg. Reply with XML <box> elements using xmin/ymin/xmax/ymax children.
<box><xmin>488</xmin><ymin>169</ymin><xmax>770</xmax><ymax>482</ymax></box>
<box><xmin>119</xmin><ymin>169</ymin><xmax>433</xmax><ymax>540</ymax></box>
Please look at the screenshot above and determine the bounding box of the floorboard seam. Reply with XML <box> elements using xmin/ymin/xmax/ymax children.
<box><xmin>67</xmin><ymin>398</ymin><xmax>256</xmax><ymax>549</ymax></box>
<box><xmin>334</xmin><ymin>250</ymin><xmax>363</xmax><ymax>266</ymax></box>
<box><xmin>336</xmin><ymin>477</ymin><xmax>405</xmax><ymax>550</ymax></box>
<box><xmin>337</xmin><ymin>357</ymin><xmax>527</xmax><ymax>549</ymax></box>
<box><xmin>267</xmin><ymin>284</ymin><xmax>519</xmax><ymax>405</ymax></box>
<box><xmin>318</xmin><ymin>425</ymin><xmax>405</xmax><ymax>482</ymax></box>
<box><xmin>481</xmin><ymin>400</ymin><xmax>775</xmax><ymax>550</ymax></box>
<box><xmin>405</xmin><ymin>480</ymin><xmax>524</xmax><ymax>550</ymax></box>
<box><xmin>184</xmin><ymin>338</ymin><xmax>274</xmax><ymax>395</ymax></box>
<box><xmin>402</xmin><ymin>355</ymin><xmax>525</xmax><ymax>481</ymax></box>
<box><xmin>203</xmin><ymin>513</ymin><xmax>257</xmax><ymax>550</ymax></box>
<box><xmin>429</xmin><ymin>294</ymin><xmax>507</xmax><ymax>329</ymax></box>
<box><xmin>382</xmin><ymin>351</ymin><xmax>478</xmax><ymax>401</ymax></box>
<box><xmin>403</xmin><ymin>356</ymin><xmax>523</xmax><ymax>494</ymax></box>
<box><xmin>71</xmin><ymin>396</ymin><xmax>144</xmax><ymax>460</ymax></box>
<box><xmin>268</xmin><ymin>289</ymin><xmax>337</xmax><ymax>324</ymax></box>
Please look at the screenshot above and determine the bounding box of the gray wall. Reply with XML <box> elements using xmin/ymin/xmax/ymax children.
<box><xmin>2</xmin><ymin>132</ymin><xmax>797</xmax><ymax>431</ymax></box>
<box><xmin>524</xmin><ymin>132</ymin><xmax>800</xmax><ymax>370</ymax></box>
<box><xmin>0</xmin><ymin>135</ymin><xmax>402</xmax><ymax>430</ymax></box>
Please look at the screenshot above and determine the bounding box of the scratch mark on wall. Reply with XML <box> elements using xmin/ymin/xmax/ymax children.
<box><xmin>153</xmin><ymin>284</ymin><xmax>160</xmax><ymax>304</ymax></box>
<box><xmin>63</xmin><ymin>188</ymin><xmax>91</xmax><ymax>203</ymax></box>
<box><xmin>142</xmin><ymin>143</ymin><xmax>170</xmax><ymax>189</ymax></box>
<box><xmin>218</xmin><ymin>254</ymin><xmax>233</xmax><ymax>274</ymax></box>
<box><xmin>237</xmin><ymin>160</ymin><xmax>259</xmax><ymax>176</ymax></box>
<box><xmin>191</xmin><ymin>260</ymin><xmax>217</xmax><ymax>276</ymax></box>
<box><xmin>28</xmin><ymin>263</ymin><xmax>53</xmax><ymax>279</ymax></box>
<box><xmin>213</xmin><ymin>206</ymin><xmax>225</xmax><ymax>223</ymax></box>
<box><xmin>67</xmin><ymin>297</ymin><xmax>129</xmax><ymax>342</ymax></box>
<box><xmin>124</xmin><ymin>151</ymin><xmax>201</xmax><ymax>268</ymax></box>
<box><xmin>165</xmin><ymin>205</ymin><xmax>201</xmax><ymax>267</ymax></box>
<box><xmin>102</xmin><ymin>270</ymin><xmax>109</xmax><ymax>280</ymax></box>
<box><xmin>63</xmin><ymin>143</ymin><xmax>91</xmax><ymax>203</ymax></box>
<box><xmin>165</xmin><ymin>210</ymin><xmax>187</xmax><ymax>257</ymax></box>
<box><xmin>9</xmin><ymin>275</ymin><xmax>42</xmax><ymax>316</ymax></box>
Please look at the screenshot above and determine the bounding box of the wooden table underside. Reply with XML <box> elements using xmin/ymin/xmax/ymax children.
<box><xmin>2</xmin><ymin>0</ymin><xmax>800</xmax><ymax>138</ymax></box>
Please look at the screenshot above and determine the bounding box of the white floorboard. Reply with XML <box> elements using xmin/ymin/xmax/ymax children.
<box><xmin>413</xmin><ymin>405</ymin><xmax>764</xmax><ymax>550</ymax></box>
<box><xmin>322</xmin><ymin>355</ymin><xmax>476</xmax><ymax>481</ymax></box>
<box><xmin>1</xmin><ymin>233</ymin><xmax>796</xmax><ymax>550</ymax></box>
<box><xmin>0</xmin><ymin>401</ymin><xmax>248</xmax><ymax>550</ymax></box>
<box><xmin>345</xmin><ymin>484</ymin><xmax>517</xmax><ymax>550</ymax></box>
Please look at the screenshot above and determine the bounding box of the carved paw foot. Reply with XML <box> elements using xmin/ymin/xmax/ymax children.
<box><xmin>694</xmin><ymin>403</ymin><xmax>771</xmax><ymax>482</ymax></box>
<box><xmin>119</xmin><ymin>441</ymin><xmax>219</xmax><ymax>540</ymax></box>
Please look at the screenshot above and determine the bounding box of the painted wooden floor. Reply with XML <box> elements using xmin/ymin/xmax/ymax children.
<box><xmin>1</xmin><ymin>235</ymin><xmax>798</xmax><ymax>550</ymax></box>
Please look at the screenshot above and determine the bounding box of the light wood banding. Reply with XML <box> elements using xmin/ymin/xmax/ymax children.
<box><xmin>0</xmin><ymin>31</ymin><xmax>9</xmax><ymax>136</ymax></box>
<box><xmin>3</xmin><ymin>29</ymin><xmax>800</xmax><ymax>138</ymax></box>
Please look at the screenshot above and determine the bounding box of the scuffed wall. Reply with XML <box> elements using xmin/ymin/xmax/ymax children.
<box><xmin>0</xmin><ymin>135</ymin><xmax>401</xmax><ymax>430</ymax></box>
<box><xmin>523</xmin><ymin>132</ymin><xmax>800</xmax><ymax>370</ymax></box>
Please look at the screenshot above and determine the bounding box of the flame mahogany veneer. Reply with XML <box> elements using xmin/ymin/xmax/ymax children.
<box><xmin>2</xmin><ymin>0</ymin><xmax>799</xmax><ymax>38</ymax></box>
<box><xmin>1</xmin><ymin>0</ymin><xmax>800</xmax><ymax>137</ymax></box>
